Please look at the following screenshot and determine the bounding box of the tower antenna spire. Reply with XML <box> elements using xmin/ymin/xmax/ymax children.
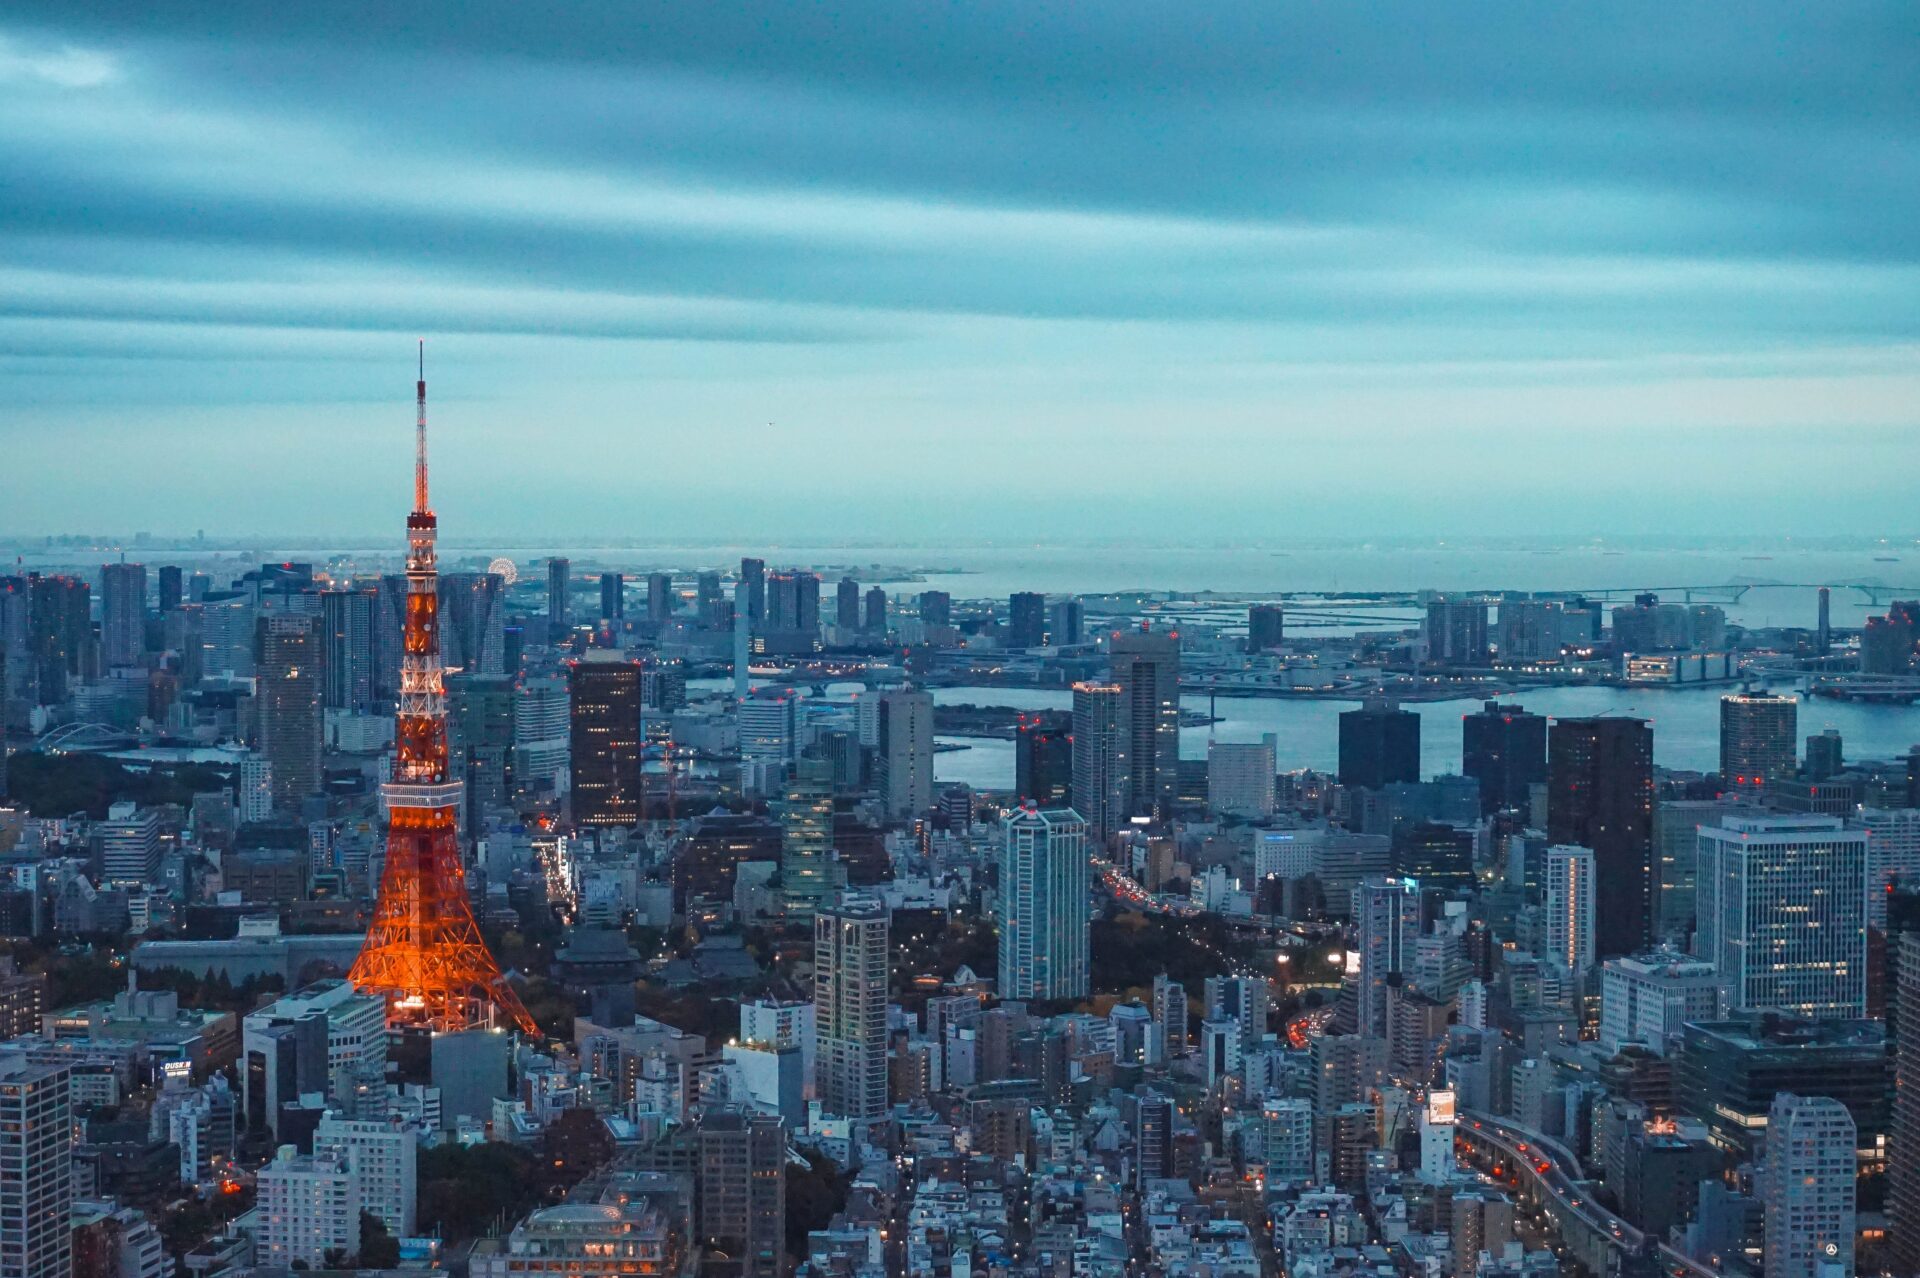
<box><xmin>414</xmin><ymin>339</ymin><xmax>429</xmax><ymax>514</ymax></box>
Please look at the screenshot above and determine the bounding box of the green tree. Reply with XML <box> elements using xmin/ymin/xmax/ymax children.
<box><xmin>358</xmin><ymin>1211</ymin><xmax>401</xmax><ymax>1268</ymax></box>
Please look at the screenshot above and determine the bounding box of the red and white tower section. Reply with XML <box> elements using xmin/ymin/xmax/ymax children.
<box><xmin>348</xmin><ymin>345</ymin><xmax>536</xmax><ymax>1035</ymax></box>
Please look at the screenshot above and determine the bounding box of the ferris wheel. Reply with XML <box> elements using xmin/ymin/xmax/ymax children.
<box><xmin>487</xmin><ymin>557</ymin><xmax>518</xmax><ymax>585</ymax></box>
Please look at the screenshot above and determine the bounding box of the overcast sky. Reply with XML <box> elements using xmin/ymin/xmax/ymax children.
<box><xmin>3</xmin><ymin>4</ymin><xmax>1917</xmax><ymax>540</ymax></box>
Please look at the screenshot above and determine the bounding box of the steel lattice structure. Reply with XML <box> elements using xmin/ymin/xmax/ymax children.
<box><xmin>348</xmin><ymin>345</ymin><xmax>536</xmax><ymax>1036</ymax></box>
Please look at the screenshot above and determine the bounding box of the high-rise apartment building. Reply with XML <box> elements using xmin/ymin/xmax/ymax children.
<box><xmin>314</xmin><ymin>1113</ymin><xmax>417</xmax><ymax>1237</ymax></box>
<box><xmin>1070</xmin><ymin>681</ymin><xmax>1125</xmax><ymax>840</ymax></box>
<box><xmin>1353</xmin><ymin>877</ymin><xmax>1421</xmax><ymax>1039</ymax></box>
<box><xmin>1207</xmin><ymin>736</ymin><xmax>1277</xmax><ymax>819</ymax></box>
<box><xmin>1461</xmin><ymin>700</ymin><xmax>1546</xmax><ymax>815</ymax></box>
<box><xmin>646</xmin><ymin>572</ymin><xmax>673</xmax><ymax>625</ymax></box>
<box><xmin>545</xmin><ymin>558</ymin><xmax>571</xmax><ymax>644</ymax></box>
<box><xmin>157</xmin><ymin>565</ymin><xmax>183</xmax><ymax>614</ymax></box>
<box><xmin>864</xmin><ymin>586</ymin><xmax>887</xmax><ymax>635</ymax></box>
<box><xmin>568</xmin><ymin>653</ymin><xmax>643</xmax><ymax>827</ymax></box>
<box><xmin>876</xmin><ymin>690</ymin><xmax>933</xmax><ymax>818</ymax></box>
<box><xmin>777</xmin><ymin>758</ymin><xmax>837</xmax><ymax>922</ymax></box>
<box><xmin>257</xmin><ymin>1146</ymin><xmax>359</xmax><ymax>1268</ymax></box>
<box><xmin>814</xmin><ymin>896</ymin><xmax>888</xmax><ymax>1120</ymax></box>
<box><xmin>1338</xmin><ymin>699</ymin><xmax>1420</xmax><ymax>789</ymax></box>
<box><xmin>1762</xmin><ymin>1094</ymin><xmax>1855</xmax><ymax>1278</ymax></box>
<box><xmin>1248</xmin><ymin>604</ymin><xmax>1285</xmax><ymax>652</ymax></box>
<box><xmin>100</xmin><ymin>561</ymin><xmax>147</xmax><ymax>667</ymax></box>
<box><xmin>918</xmin><ymin>591</ymin><xmax>950</xmax><ymax>627</ymax></box>
<box><xmin>1007</xmin><ymin>592</ymin><xmax>1046</xmax><ymax>649</ymax></box>
<box><xmin>697</xmin><ymin>1108</ymin><xmax>786</xmax><ymax>1278</ymax></box>
<box><xmin>1720</xmin><ymin>692</ymin><xmax>1797</xmax><ymax>789</ymax></box>
<box><xmin>0</xmin><ymin>1056</ymin><xmax>72</xmax><ymax>1278</ymax></box>
<box><xmin>1695</xmin><ymin>814</ymin><xmax>1866</xmax><ymax>1019</ymax></box>
<box><xmin>257</xmin><ymin>613</ymin><xmax>322</xmax><ymax>813</ymax></box>
<box><xmin>998</xmin><ymin>808</ymin><xmax>1090</xmax><ymax>1001</ymax></box>
<box><xmin>1110</xmin><ymin>627</ymin><xmax>1180</xmax><ymax>820</ymax></box>
<box><xmin>1542</xmin><ymin>844</ymin><xmax>1596</xmax><ymax>977</ymax></box>
<box><xmin>1548</xmin><ymin>716</ymin><xmax>1654</xmax><ymax>957</ymax></box>
<box><xmin>835</xmin><ymin>578</ymin><xmax>860</xmax><ymax>630</ymax></box>
<box><xmin>598</xmin><ymin>571</ymin><xmax>623</xmax><ymax>621</ymax></box>
<box><xmin>739</xmin><ymin>557</ymin><xmax>766</xmax><ymax>624</ymax></box>
<box><xmin>1424</xmin><ymin>598</ymin><xmax>1488</xmax><ymax>665</ymax></box>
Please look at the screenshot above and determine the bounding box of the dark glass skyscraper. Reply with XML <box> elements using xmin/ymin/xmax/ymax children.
<box><xmin>1015</xmin><ymin>715</ymin><xmax>1072</xmax><ymax>807</ymax></box>
<box><xmin>1338</xmin><ymin>699</ymin><xmax>1420</xmax><ymax>789</ymax></box>
<box><xmin>1548</xmin><ymin>715</ymin><xmax>1654</xmax><ymax>957</ymax></box>
<box><xmin>1008</xmin><ymin>592</ymin><xmax>1046</xmax><ymax>649</ymax></box>
<box><xmin>568</xmin><ymin>652</ymin><xmax>642</xmax><ymax>827</ymax></box>
<box><xmin>1461</xmin><ymin>700</ymin><xmax>1547</xmax><ymax>815</ymax></box>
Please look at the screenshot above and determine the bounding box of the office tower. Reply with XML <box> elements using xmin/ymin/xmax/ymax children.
<box><xmin>696</xmin><ymin>571</ymin><xmax>722</xmax><ymax>618</ymax></box>
<box><xmin>0</xmin><ymin>1056</ymin><xmax>73</xmax><ymax>1278</ymax></box>
<box><xmin>645</xmin><ymin>572</ymin><xmax>672</xmax><ymax>625</ymax></box>
<box><xmin>1863</xmin><ymin>807</ymin><xmax>1920</xmax><ymax>930</ymax></box>
<box><xmin>1070</xmin><ymin>681</ymin><xmax>1125</xmax><ymax>839</ymax></box>
<box><xmin>1153</xmin><ymin>973</ymin><xmax>1188</xmax><ymax>1057</ymax></box>
<box><xmin>1353</xmin><ymin>877</ymin><xmax>1421</xmax><ymax>1038</ymax></box>
<box><xmin>1720</xmin><ymin>692</ymin><xmax>1797</xmax><ymax>788</ymax></box>
<box><xmin>28</xmin><ymin>573</ymin><xmax>89</xmax><ymax>703</ymax></box>
<box><xmin>918</xmin><ymin>590</ymin><xmax>951</xmax><ymax>627</ymax></box>
<box><xmin>347</xmin><ymin>350</ymin><xmax>534</xmax><ymax>1036</ymax></box>
<box><xmin>814</xmin><ymin>896</ymin><xmax>888</xmax><ymax>1119</ymax></box>
<box><xmin>599</xmin><ymin>572</ymin><xmax>623</xmax><ymax>621</ymax></box>
<box><xmin>1548</xmin><ymin>716</ymin><xmax>1654</xmax><ymax>957</ymax></box>
<box><xmin>739</xmin><ymin>557</ymin><xmax>766</xmax><ymax>623</ymax></box>
<box><xmin>1015</xmin><ymin>716</ymin><xmax>1072</xmax><ymax>807</ymax></box>
<box><xmin>1008</xmin><ymin>592</ymin><xmax>1046</xmax><ymax>648</ymax></box>
<box><xmin>545</xmin><ymin>557</ymin><xmax>571</xmax><ymax>643</ymax></box>
<box><xmin>568</xmin><ymin>653</ymin><xmax>643</xmax><ymax>827</ymax></box>
<box><xmin>998</xmin><ymin>808</ymin><xmax>1091</xmax><ymax>1001</ymax></box>
<box><xmin>100</xmin><ymin>561</ymin><xmax>147</xmax><ymax>667</ymax></box>
<box><xmin>863</xmin><ymin>586</ymin><xmax>886</xmax><ymax>635</ymax></box>
<box><xmin>157</xmin><ymin>565</ymin><xmax>183</xmax><ymax>614</ymax></box>
<box><xmin>777</xmin><ymin>758</ymin><xmax>837</xmax><ymax>922</ymax></box>
<box><xmin>257</xmin><ymin>1146</ymin><xmax>359</xmax><ymax>1268</ymax></box>
<box><xmin>1338</xmin><ymin>698</ymin><xmax>1420</xmax><ymax>789</ymax></box>
<box><xmin>318</xmin><ymin>589</ymin><xmax>376</xmax><ymax>713</ymax></box>
<box><xmin>1892</xmin><ymin>932</ymin><xmax>1920</xmax><ymax>1275</ymax></box>
<box><xmin>1207</xmin><ymin>736</ymin><xmax>1277</xmax><ymax>819</ymax></box>
<box><xmin>835</xmin><ymin>578</ymin><xmax>860</xmax><ymax>630</ymax></box>
<box><xmin>1762</xmin><ymin>1094</ymin><xmax>1855</xmax><ymax>1278</ymax></box>
<box><xmin>1461</xmin><ymin>701</ymin><xmax>1546</xmax><ymax>815</ymax></box>
<box><xmin>876</xmin><ymin>689</ymin><xmax>934</xmax><ymax>818</ymax></box>
<box><xmin>447</xmin><ymin>675</ymin><xmax>515</xmax><ymax>817</ymax></box>
<box><xmin>1248</xmin><ymin>604</ymin><xmax>1285</xmax><ymax>652</ymax></box>
<box><xmin>99</xmin><ymin>801</ymin><xmax>161</xmax><ymax>886</ymax></box>
<box><xmin>1110</xmin><ymin>627</ymin><xmax>1180</xmax><ymax>820</ymax></box>
<box><xmin>512</xmin><ymin>675</ymin><xmax>570</xmax><ymax>795</ymax></box>
<box><xmin>1805</xmin><ymin>728</ymin><xmax>1843</xmax><ymax>781</ymax></box>
<box><xmin>315</xmin><ymin>1113</ymin><xmax>416</xmax><ymax>1237</ymax></box>
<box><xmin>438</xmin><ymin>573</ymin><xmax>506</xmax><ymax>677</ymax></box>
<box><xmin>698</xmin><ymin>1108</ymin><xmax>786</xmax><ymax>1278</ymax></box>
<box><xmin>1599</xmin><ymin>951</ymin><xmax>1722</xmax><ymax>1057</ymax></box>
<box><xmin>1542</xmin><ymin>845</ymin><xmax>1596</xmax><ymax>977</ymax></box>
<box><xmin>1817</xmin><ymin>586</ymin><xmax>1832</xmax><ymax>655</ymax></box>
<box><xmin>739</xmin><ymin>692</ymin><xmax>798</xmax><ymax>767</ymax></box>
<box><xmin>1424</xmin><ymin>597</ymin><xmax>1488</xmax><ymax>665</ymax></box>
<box><xmin>372</xmin><ymin>573</ymin><xmax>407</xmax><ymax>700</ymax></box>
<box><xmin>257</xmin><ymin>613</ymin><xmax>322</xmax><ymax>813</ymax></box>
<box><xmin>1695</xmin><ymin>814</ymin><xmax>1866</xmax><ymax>1018</ymax></box>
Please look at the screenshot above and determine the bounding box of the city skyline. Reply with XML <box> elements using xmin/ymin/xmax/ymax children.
<box><xmin>4</xmin><ymin>5</ymin><xmax>1917</xmax><ymax>538</ymax></box>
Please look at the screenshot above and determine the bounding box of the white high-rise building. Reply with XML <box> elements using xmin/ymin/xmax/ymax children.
<box><xmin>1695</xmin><ymin>814</ymin><xmax>1867</xmax><ymax>1018</ymax></box>
<box><xmin>1542</xmin><ymin>844</ymin><xmax>1596</xmax><ymax>977</ymax></box>
<box><xmin>1208</xmin><ymin>737</ymin><xmax>1277</xmax><ymax>820</ymax></box>
<box><xmin>814</xmin><ymin>895</ymin><xmax>889</xmax><ymax>1120</ymax></box>
<box><xmin>998</xmin><ymin>808</ymin><xmax>1091</xmax><ymax>1001</ymax></box>
<box><xmin>738</xmin><ymin>693</ymin><xmax>798</xmax><ymax>768</ymax></box>
<box><xmin>1353</xmin><ymin>877</ymin><xmax>1421</xmax><ymax>1039</ymax></box>
<box><xmin>99</xmin><ymin>802</ymin><xmax>162</xmax><ymax>886</ymax></box>
<box><xmin>513</xmin><ymin>675</ymin><xmax>571</xmax><ymax>795</ymax></box>
<box><xmin>315</xmin><ymin>1113</ymin><xmax>418</xmax><ymax>1237</ymax></box>
<box><xmin>740</xmin><ymin>999</ymin><xmax>816</xmax><ymax>1092</ymax></box>
<box><xmin>1598</xmin><ymin>950</ymin><xmax>1723</xmax><ymax>1057</ymax></box>
<box><xmin>1861</xmin><ymin>806</ymin><xmax>1920</xmax><ymax>929</ymax></box>
<box><xmin>876</xmin><ymin>690</ymin><xmax>934</xmax><ymax>817</ymax></box>
<box><xmin>257</xmin><ymin>1145</ymin><xmax>359</xmax><ymax>1268</ymax></box>
<box><xmin>1763</xmin><ymin>1093</ymin><xmax>1855</xmax><ymax>1278</ymax></box>
<box><xmin>238</xmin><ymin>755</ymin><xmax>274</xmax><ymax>824</ymax></box>
<box><xmin>0</xmin><ymin>1055</ymin><xmax>72</xmax><ymax>1278</ymax></box>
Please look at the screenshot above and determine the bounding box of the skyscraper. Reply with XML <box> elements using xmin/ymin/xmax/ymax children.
<box><xmin>1548</xmin><ymin>716</ymin><xmax>1653</xmax><ymax>957</ymax></box>
<box><xmin>1891</xmin><ymin>931</ymin><xmax>1920</xmax><ymax>1275</ymax></box>
<box><xmin>1207</xmin><ymin>737</ymin><xmax>1277</xmax><ymax>819</ymax></box>
<box><xmin>998</xmin><ymin>807</ymin><xmax>1091</xmax><ymax>1001</ymax></box>
<box><xmin>646</xmin><ymin>572</ymin><xmax>673</xmax><ymax>625</ymax></box>
<box><xmin>438</xmin><ymin>573</ymin><xmax>506</xmax><ymax>676</ymax></box>
<box><xmin>1762</xmin><ymin>1094</ymin><xmax>1855</xmax><ymax>1278</ymax></box>
<box><xmin>157</xmin><ymin>565</ymin><xmax>184</xmax><ymax>614</ymax></box>
<box><xmin>1461</xmin><ymin>700</ymin><xmax>1547</xmax><ymax>815</ymax></box>
<box><xmin>1248</xmin><ymin>603</ymin><xmax>1285</xmax><ymax>652</ymax></box>
<box><xmin>598</xmin><ymin>572</ymin><xmax>623</xmax><ymax>620</ymax></box>
<box><xmin>1424</xmin><ymin>597</ymin><xmax>1488</xmax><ymax>665</ymax></box>
<box><xmin>1353</xmin><ymin>877</ymin><xmax>1421</xmax><ymax>1039</ymax></box>
<box><xmin>876</xmin><ymin>689</ymin><xmax>933</xmax><ymax>818</ymax></box>
<box><xmin>1110</xmin><ymin>627</ymin><xmax>1180</xmax><ymax>820</ymax></box>
<box><xmin>1805</xmin><ymin>728</ymin><xmax>1843</xmax><ymax>781</ymax></box>
<box><xmin>1007</xmin><ymin>592</ymin><xmax>1046</xmax><ymax>649</ymax></box>
<box><xmin>1070</xmin><ymin>681</ymin><xmax>1125</xmax><ymax>840</ymax></box>
<box><xmin>777</xmin><ymin>757</ymin><xmax>838</xmax><ymax>922</ymax></box>
<box><xmin>1695</xmin><ymin>814</ymin><xmax>1866</xmax><ymax>1018</ymax></box>
<box><xmin>0</xmin><ymin>1056</ymin><xmax>72</xmax><ymax>1278</ymax></box>
<box><xmin>1015</xmin><ymin>716</ymin><xmax>1072</xmax><ymax>808</ymax></box>
<box><xmin>100</xmin><ymin>560</ymin><xmax>147</xmax><ymax>667</ymax></box>
<box><xmin>739</xmin><ymin>557</ymin><xmax>766</xmax><ymax>624</ymax></box>
<box><xmin>257</xmin><ymin>613</ymin><xmax>322</xmax><ymax>813</ymax></box>
<box><xmin>568</xmin><ymin>652</ymin><xmax>643</xmax><ymax>827</ymax></box>
<box><xmin>863</xmin><ymin>586</ymin><xmax>887</xmax><ymax>635</ymax></box>
<box><xmin>698</xmin><ymin>1108</ymin><xmax>786</xmax><ymax>1278</ymax></box>
<box><xmin>1338</xmin><ymin>698</ymin><xmax>1420</xmax><ymax>789</ymax></box>
<box><xmin>319</xmin><ymin>589</ymin><xmax>376</xmax><ymax>713</ymax></box>
<box><xmin>1719</xmin><ymin>691</ymin><xmax>1797</xmax><ymax>789</ymax></box>
<box><xmin>545</xmin><ymin>557</ymin><xmax>571</xmax><ymax>644</ymax></box>
<box><xmin>448</xmin><ymin>675</ymin><xmax>515</xmax><ymax>818</ymax></box>
<box><xmin>918</xmin><ymin>591</ymin><xmax>951</xmax><ymax>627</ymax></box>
<box><xmin>1542</xmin><ymin>844</ymin><xmax>1595</xmax><ymax>978</ymax></box>
<box><xmin>835</xmin><ymin>577</ymin><xmax>860</xmax><ymax>630</ymax></box>
<box><xmin>814</xmin><ymin>895</ymin><xmax>888</xmax><ymax>1120</ymax></box>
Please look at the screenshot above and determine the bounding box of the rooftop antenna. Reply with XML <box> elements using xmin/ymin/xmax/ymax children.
<box><xmin>414</xmin><ymin>339</ymin><xmax>429</xmax><ymax>515</ymax></box>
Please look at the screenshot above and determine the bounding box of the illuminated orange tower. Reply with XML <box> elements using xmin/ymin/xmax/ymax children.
<box><xmin>348</xmin><ymin>344</ymin><xmax>536</xmax><ymax>1035</ymax></box>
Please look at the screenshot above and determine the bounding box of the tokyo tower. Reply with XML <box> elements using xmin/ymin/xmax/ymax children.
<box><xmin>348</xmin><ymin>344</ymin><xmax>536</xmax><ymax>1035</ymax></box>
